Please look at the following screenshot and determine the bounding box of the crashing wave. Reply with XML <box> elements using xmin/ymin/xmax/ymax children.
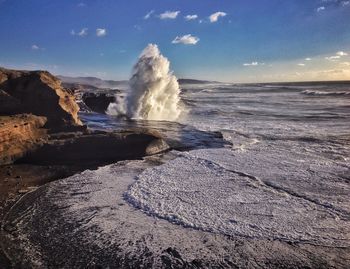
<box><xmin>108</xmin><ymin>44</ymin><xmax>182</xmax><ymax>121</ymax></box>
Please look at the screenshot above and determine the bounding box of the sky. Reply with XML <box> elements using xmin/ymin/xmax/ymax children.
<box><xmin>0</xmin><ymin>0</ymin><xmax>350</xmax><ymax>83</ymax></box>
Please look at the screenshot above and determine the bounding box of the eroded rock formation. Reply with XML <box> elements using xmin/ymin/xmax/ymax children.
<box><xmin>0</xmin><ymin>68</ymin><xmax>82</xmax><ymax>131</ymax></box>
<box><xmin>0</xmin><ymin>114</ymin><xmax>48</xmax><ymax>165</ymax></box>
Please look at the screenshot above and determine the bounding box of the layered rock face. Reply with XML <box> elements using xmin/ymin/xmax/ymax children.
<box><xmin>0</xmin><ymin>114</ymin><xmax>48</xmax><ymax>165</ymax></box>
<box><xmin>19</xmin><ymin>130</ymin><xmax>169</xmax><ymax>165</ymax></box>
<box><xmin>0</xmin><ymin>68</ymin><xmax>82</xmax><ymax>131</ymax></box>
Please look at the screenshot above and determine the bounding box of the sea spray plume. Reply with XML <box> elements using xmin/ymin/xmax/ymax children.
<box><xmin>107</xmin><ymin>44</ymin><xmax>182</xmax><ymax>121</ymax></box>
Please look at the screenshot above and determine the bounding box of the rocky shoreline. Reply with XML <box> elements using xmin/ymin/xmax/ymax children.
<box><xmin>0</xmin><ymin>67</ymin><xmax>171</xmax><ymax>268</ymax></box>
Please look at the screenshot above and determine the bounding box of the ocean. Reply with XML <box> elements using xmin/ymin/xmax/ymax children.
<box><xmin>3</xmin><ymin>81</ymin><xmax>350</xmax><ymax>267</ymax></box>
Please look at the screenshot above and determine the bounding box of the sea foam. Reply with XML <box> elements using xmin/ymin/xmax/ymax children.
<box><xmin>108</xmin><ymin>44</ymin><xmax>182</xmax><ymax>121</ymax></box>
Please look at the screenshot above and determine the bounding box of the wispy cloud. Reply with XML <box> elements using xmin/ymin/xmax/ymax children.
<box><xmin>159</xmin><ymin>11</ymin><xmax>180</xmax><ymax>20</ymax></box>
<box><xmin>243</xmin><ymin>62</ymin><xmax>264</xmax><ymax>66</ymax></box>
<box><xmin>298</xmin><ymin>63</ymin><xmax>306</xmax><ymax>66</ymax></box>
<box><xmin>325</xmin><ymin>55</ymin><xmax>341</xmax><ymax>60</ymax></box>
<box><xmin>317</xmin><ymin>6</ymin><xmax>326</xmax><ymax>12</ymax></box>
<box><xmin>31</xmin><ymin>44</ymin><xmax>40</xmax><ymax>50</ymax></box>
<box><xmin>209</xmin><ymin>12</ymin><xmax>227</xmax><ymax>23</ymax></box>
<box><xmin>77</xmin><ymin>2</ymin><xmax>86</xmax><ymax>7</ymax></box>
<box><xmin>96</xmin><ymin>28</ymin><xmax>107</xmax><ymax>37</ymax></box>
<box><xmin>71</xmin><ymin>28</ymin><xmax>88</xmax><ymax>37</ymax></box>
<box><xmin>305</xmin><ymin>58</ymin><xmax>312</xmax><ymax>61</ymax></box>
<box><xmin>172</xmin><ymin>34</ymin><xmax>199</xmax><ymax>45</ymax></box>
<box><xmin>184</xmin><ymin>14</ymin><xmax>198</xmax><ymax>21</ymax></box>
<box><xmin>325</xmin><ymin>51</ymin><xmax>348</xmax><ymax>61</ymax></box>
<box><xmin>144</xmin><ymin>10</ymin><xmax>154</xmax><ymax>20</ymax></box>
<box><xmin>340</xmin><ymin>61</ymin><xmax>350</xmax><ymax>66</ymax></box>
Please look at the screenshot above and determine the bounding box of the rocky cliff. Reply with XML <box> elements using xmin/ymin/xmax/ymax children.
<box><xmin>0</xmin><ymin>68</ymin><xmax>82</xmax><ymax>131</ymax></box>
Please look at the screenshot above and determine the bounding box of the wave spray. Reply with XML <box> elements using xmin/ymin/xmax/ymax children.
<box><xmin>107</xmin><ymin>44</ymin><xmax>182</xmax><ymax>121</ymax></box>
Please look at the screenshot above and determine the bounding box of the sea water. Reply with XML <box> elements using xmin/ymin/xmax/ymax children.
<box><xmin>3</xmin><ymin>81</ymin><xmax>350</xmax><ymax>267</ymax></box>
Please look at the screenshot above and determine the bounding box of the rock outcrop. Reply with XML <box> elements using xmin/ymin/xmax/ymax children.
<box><xmin>0</xmin><ymin>67</ymin><xmax>82</xmax><ymax>131</ymax></box>
<box><xmin>18</xmin><ymin>130</ymin><xmax>169</xmax><ymax>165</ymax></box>
<box><xmin>82</xmin><ymin>92</ymin><xmax>116</xmax><ymax>113</ymax></box>
<box><xmin>0</xmin><ymin>114</ymin><xmax>48</xmax><ymax>165</ymax></box>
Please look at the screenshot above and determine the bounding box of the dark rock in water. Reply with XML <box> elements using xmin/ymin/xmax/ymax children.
<box><xmin>0</xmin><ymin>67</ymin><xmax>83</xmax><ymax>131</ymax></box>
<box><xmin>82</xmin><ymin>92</ymin><xmax>116</xmax><ymax>113</ymax></box>
<box><xmin>17</xmin><ymin>130</ymin><xmax>169</xmax><ymax>165</ymax></box>
<box><xmin>0</xmin><ymin>114</ymin><xmax>48</xmax><ymax>165</ymax></box>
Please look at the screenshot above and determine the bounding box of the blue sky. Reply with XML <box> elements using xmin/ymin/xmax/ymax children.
<box><xmin>0</xmin><ymin>0</ymin><xmax>350</xmax><ymax>82</ymax></box>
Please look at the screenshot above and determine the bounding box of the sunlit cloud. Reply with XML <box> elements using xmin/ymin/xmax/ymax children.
<box><xmin>298</xmin><ymin>63</ymin><xmax>306</xmax><ymax>66</ymax></box>
<box><xmin>144</xmin><ymin>10</ymin><xmax>154</xmax><ymax>20</ymax></box>
<box><xmin>305</xmin><ymin>58</ymin><xmax>312</xmax><ymax>61</ymax></box>
<box><xmin>209</xmin><ymin>12</ymin><xmax>227</xmax><ymax>23</ymax></box>
<box><xmin>325</xmin><ymin>51</ymin><xmax>348</xmax><ymax>61</ymax></box>
<box><xmin>159</xmin><ymin>11</ymin><xmax>180</xmax><ymax>20</ymax></box>
<box><xmin>96</xmin><ymin>28</ymin><xmax>107</xmax><ymax>37</ymax></box>
<box><xmin>336</xmin><ymin>51</ymin><xmax>348</xmax><ymax>56</ymax></box>
<box><xmin>172</xmin><ymin>34</ymin><xmax>199</xmax><ymax>45</ymax></box>
<box><xmin>185</xmin><ymin>14</ymin><xmax>198</xmax><ymax>21</ymax></box>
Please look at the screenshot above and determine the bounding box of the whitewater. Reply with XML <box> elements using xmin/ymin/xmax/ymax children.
<box><xmin>107</xmin><ymin>44</ymin><xmax>182</xmax><ymax>121</ymax></box>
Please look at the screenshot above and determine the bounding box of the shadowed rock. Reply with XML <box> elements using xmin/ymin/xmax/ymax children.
<box><xmin>17</xmin><ymin>129</ymin><xmax>169</xmax><ymax>165</ymax></box>
<box><xmin>82</xmin><ymin>92</ymin><xmax>116</xmax><ymax>113</ymax></box>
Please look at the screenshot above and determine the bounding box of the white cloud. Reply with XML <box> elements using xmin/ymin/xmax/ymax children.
<box><xmin>305</xmin><ymin>58</ymin><xmax>312</xmax><ymax>61</ymax></box>
<box><xmin>96</xmin><ymin>28</ymin><xmax>107</xmax><ymax>37</ymax></box>
<box><xmin>159</xmin><ymin>11</ymin><xmax>180</xmax><ymax>19</ymax></box>
<box><xmin>31</xmin><ymin>44</ymin><xmax>39</xmax><ymax>50</ymax></box>
<box><xmin>342</xmin><ymin>1</ymin><xmax>350</xmax><ymax>6</ymax></box>
<box><xmin>172</xmin><ymin>34</ymin><xmax>199</xmax><ymax>45</ymax></box>
<box><xmin>78</xmin><ymin>28</ymin><xmax>88</xmax><ymax>36</ymax></box>
<box><xmin>144</xmin><ymin>10</ymin><xmax>154</xmax><ymax>20</ymax></box>
<box><xmin>340</xmin><ymin>62</ymin><xmax>350</xmax><ymax>66</ymax></box>
<box><xmin>184</xmin><ymin>14</ymin><xmax>198</xmax><ymax>21</ymax></box>
<box><xmin>71</xmin><ymin>28</ymin><xmax>88</xmax><ymax>37</ymax></box>
<box><xmin>209</xmin><ymin>11</ymin><xmax>227</xmax><ymax>23</ymax></box>
<box><xmin>325</xmin><ymin>51</ymin><xmax>348</xmax><ymax>61</ymax></box>
<box><xmin>336</xmin><ymin>51</ymin><xmax>348</xmax><ymax>56</ymax></box>
<box><xmin>325</xmin><ymin>55</ymin><xmax>341</xmax><ymax>60</ymax></box>
<box><xmin>298</xmin><ymin>63</ymin><xmax>305</xmax><ymax>66</ymax></box>
<box><xmin>317</xmin><ymin>6</ymin><xmax>325</xmax><ymax>12</ymax></box>
<box><xmin>243</xmin><ymin>62</ymin><xmax>264</xmax><ymax>66</ymax></box>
